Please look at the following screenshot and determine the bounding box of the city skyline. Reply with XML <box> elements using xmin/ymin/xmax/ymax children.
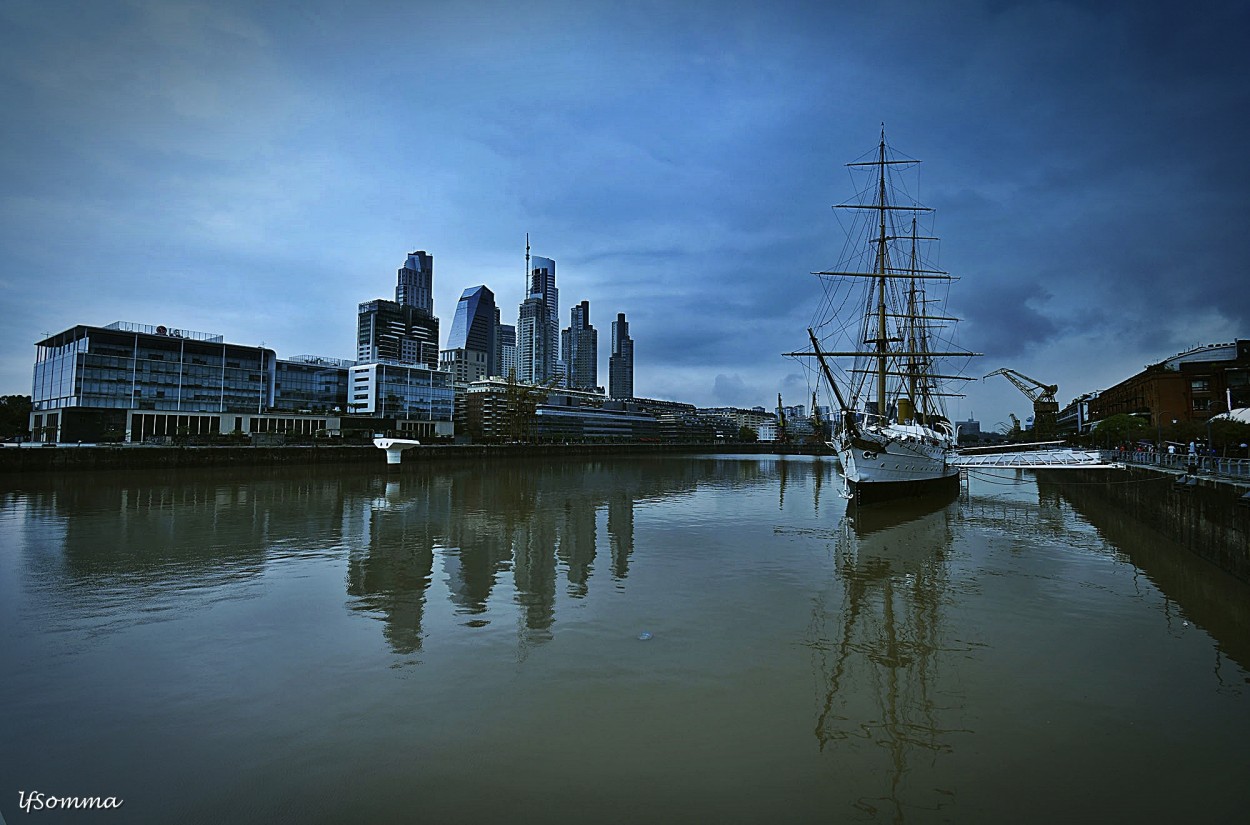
<box><xmin>2</xmin><ymin>2</ymin><xmax>1247</xmax><ymax>429</ymax></box>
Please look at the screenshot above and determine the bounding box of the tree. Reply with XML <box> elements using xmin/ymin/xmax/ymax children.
<box><xmin>737</xmin><ymin>424</ymin><xmax>759</xmax><ymax>443</ymax></box>
<box><xmin>1090</xmin><ymin>413</ymin><xmax>1150</xmax><ymax>448</ymax></box>
<box><xmin>0</xmin><ymin>395</ymin><xmax>32</xmax><ymax>439</ymax></box>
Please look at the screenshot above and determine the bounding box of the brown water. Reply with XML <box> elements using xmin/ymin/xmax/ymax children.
<box><xmin>2</xmin><ymin>455</ymin><xmax>1247</xmax><ymax>823</ymax></box>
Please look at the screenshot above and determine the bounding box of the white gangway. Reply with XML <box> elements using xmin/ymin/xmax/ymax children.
<box><xmin>949</xmin><ymin>448</ymin><xmax>1121</xmax><ymax>470</ymax></box>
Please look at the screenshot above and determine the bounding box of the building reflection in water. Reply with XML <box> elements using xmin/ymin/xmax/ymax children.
<box><xmin>11</xmin><ymin>469</ymin><xmax>354</xmax><ymax>589</ymax></box>
<box><xmin>344</xmin><ymin>458</ymin><xmax>729</xmax><ymax>652</ymax></box>
<box><xmin>808</xmin><ymin>490</ymin><xmax>965</xmax><ymax>821</ymax></box>
<box><xmin>342</xmin><ymin>457</ymin><xmax>832</xmax><ymax>654</ymax></box>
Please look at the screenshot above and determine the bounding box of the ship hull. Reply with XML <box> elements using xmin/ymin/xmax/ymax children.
<box><xmin>835</xmin><ymin>424</ymin><xmax>961</xmax><ymax>505</ymax></box>
<box><xmin>846</xmin><ymin>468</ymin><xmax>960</xmax><ymax>505</ymax></box>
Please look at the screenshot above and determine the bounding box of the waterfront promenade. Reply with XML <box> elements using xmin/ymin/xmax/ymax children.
<box><xmin>1110</xmin><ymin>447</ymin><xmax>1250</xmax><ymax>483</ymax></box>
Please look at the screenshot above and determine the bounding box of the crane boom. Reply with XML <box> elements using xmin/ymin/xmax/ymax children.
<box><xmin>986</xmin><ymin>368</ymin><xmax>1060</xmax><ymax>439</ymax></box>
<box><xmin>984</xmin><ymin>368</ymin><xmax>1058</xmax><ymax>403</ymax></box>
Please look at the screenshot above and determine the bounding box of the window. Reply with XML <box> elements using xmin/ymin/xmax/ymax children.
<box><xmin>1190</xmin><ymin>378</ymin><xmax>1211</xmax><ymax>392</ymax></box>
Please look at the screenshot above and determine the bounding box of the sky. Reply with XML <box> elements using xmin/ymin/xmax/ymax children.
<box><xmin>2</xmin><ymin>0</ymin><xmax>1247</xmax><ymax>430</ymax></box>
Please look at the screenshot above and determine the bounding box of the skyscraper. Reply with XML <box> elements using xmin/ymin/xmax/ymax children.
<box><xmin>497</xmin><ymin>323</ymin><xmax>517</xmax><ymax>379</ymax></box>
<box><xmin>395</xmin><ymin>251</ymin><xmax>433</xmax><ymax>312</ymax></box>
<box><xmin>517</xmin><ymin>254</ymin><xmax>558</xmax><ymax>383</ymax></box>
<box><xmin>445</xmin><ymin>285</ymin><xmax>498</xmax><ymax>377</ymax></box>
<box><xmin>561</xmin><ymin>300</ymin><xmax>598</xmax><ymax>391</ymax></box>
<box><xmin>609</xmin><ymin>312</ymin><xmax>634</xmax><ymax>399</ymax></box>
<box><xmin>357</xmin><ymin>251</ymin><xmax>440</xmax><ymax>370</ymax></box>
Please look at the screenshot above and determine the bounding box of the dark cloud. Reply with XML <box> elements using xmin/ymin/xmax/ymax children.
<box><xmin>1</xmin><ymin>0</ymin><xmax>1245</xmax><ymax>429</ymax></box>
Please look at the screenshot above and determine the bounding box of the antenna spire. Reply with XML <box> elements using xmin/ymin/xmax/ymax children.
<box><xmin>525</xmin><ymin>233</ymin><xmax>531</xmax><ymax>294</ymax></box>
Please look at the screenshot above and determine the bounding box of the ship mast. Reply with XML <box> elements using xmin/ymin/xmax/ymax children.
<box><xmin>907</xmin><ymin>217</ymin><xmax>920</xmax><ymax>421</ymax></box>
<box><xmin>876</xmin><ymin>132</ymin><xmax>891</xmax><ymax>423</ymax></box>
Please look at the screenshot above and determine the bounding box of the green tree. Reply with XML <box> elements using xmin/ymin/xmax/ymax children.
<box><xmin>1091</xmin><ymin>413</ymin><xmax>1150</xmax><ymax>448</ymax></box>
<box><xmin>736</xmin><ymin>425</ymin><xmax>759</xmax><ymax>443</ymax></box>
<box><xmin>0</xmin><ymin>395</ymin><xmax>32</xmax><ymax>439</ymax></box>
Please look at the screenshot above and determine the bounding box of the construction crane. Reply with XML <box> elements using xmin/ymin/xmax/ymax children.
<box><xmin>776</xmin><ymin>393</ymin><xmax>789</xmax><ymax>444</ymax></box>
<box><xmin>985</xmin><ymin>368</ymin><xmax>1059</xmax><ymax>439</ymax></box>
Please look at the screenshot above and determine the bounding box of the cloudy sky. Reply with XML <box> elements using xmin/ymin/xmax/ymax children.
<box><xmin>2</xmin><ymin>0</ymin><xmax>1246</xmax><ymax>429</ymax></box>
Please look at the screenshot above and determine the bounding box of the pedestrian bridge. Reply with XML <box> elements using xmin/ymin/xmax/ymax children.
<box><xmin>949</xmin><ymin>448</ymin><xmax>1120</xmax><ymax>470</ymax></box>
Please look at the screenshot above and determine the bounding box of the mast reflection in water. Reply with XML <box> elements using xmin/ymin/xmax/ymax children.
<box><xmin>2</xmin><ymin>456</ymin><xmax>1249</xmax><ymax>824</ymax></box>
<box><xmin>809</xmin><ymin>491</ymin><xmax>967</xmax><ymax>820</ymax></box>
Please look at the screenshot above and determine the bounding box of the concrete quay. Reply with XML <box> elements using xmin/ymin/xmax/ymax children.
<box><xmin>1035</xmin><ymin>457</ymin><xmax>1250</xmax><ymax>583</ymax></box>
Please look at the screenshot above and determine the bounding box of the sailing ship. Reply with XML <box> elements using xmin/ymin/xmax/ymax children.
<box><xmin>788</xmin><ymin>128</ymin><xmax>978</xmax><ymax>504</ymax></box>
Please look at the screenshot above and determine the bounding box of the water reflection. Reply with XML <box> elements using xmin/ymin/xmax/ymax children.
<box><xmin>5</xmin><ymin>457</ymin><xmax>839</xmax><ymax>658</ymax></box>
<box><xmin>342</xmin><ymin>457</ymin><xmax>831</xmax><ymax>652</ymax></box>
<box><xmin>1040</xmin><ymin>479</ymin><xmax>1250</xmax><ymax>673</ymax></box>
<box><xmin>1</xmin><ymin>471</ymin><xmax>358</xmax><ymax>636</ymax></box>
<box><xmin>809</xmin><ymin>491</ymin><xmax>965</xmax><ymax>821</ymax></box>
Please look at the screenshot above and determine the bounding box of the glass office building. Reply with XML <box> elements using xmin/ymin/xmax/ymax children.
<box><xmin>348</xmin><ymin>362</ymin><xmax>455</xmax><ymax>440</ymax></box>
<box><xmin>446</xmin><ymin>285</ymin><xmax>498</xmax><ymax>377</ymax></box>
<box><xmin>29</xmin><ymin>322</ymin><xmax>277</xmax><ymax>442</ymax></box>
<box><xmin>273</xmin><ymin>355</ymin><xmax>354</xmax><ymax>413</ymax></box>
<box><xmin>33</xmin><ymin>322</ymin><xmax>275</xmax><ymax>414</ymax></box>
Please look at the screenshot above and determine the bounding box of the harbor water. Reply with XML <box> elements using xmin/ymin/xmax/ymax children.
<box><xmin>2</xmin><ymin>455</ymin><xmax>1248</xmax><ymax>823</ymax></box>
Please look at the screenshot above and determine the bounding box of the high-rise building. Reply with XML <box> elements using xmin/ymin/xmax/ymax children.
<box><xmin>498</xmin><ymin>323</ymin><xmax>517</xmax><ymax>379</ymax></box>
<box><xmin>517</xmin><ymin>255</ymin><xmax>558</xmax><ymax>383</ymax></box>
<box><xmin>561</xmin><ymin>300</ymin><xmax>598</xmax><ymax>391</ymax></box>
<box><xmin>609</xmin><ymin>312</ymin><xmax>634</xmax><ymax>400</ymax></box>
<box><xmin>445</xmin><ymin>285</ymin><xmax>498</xmax><ymax>377</ymax></box>
<box><xmin>357</xmin><ymin>299</ymin><xmax>440</xmax><ymax>369</ymax></box>
<box><xmin>357</xmin><ymin>252</ymin><xmax>441</xmax><ymax>370</ymax></box>
<box><xmin>395</xmin><ymin>251</ymin><xmax>434</xmax><ymax>312</ymax></box>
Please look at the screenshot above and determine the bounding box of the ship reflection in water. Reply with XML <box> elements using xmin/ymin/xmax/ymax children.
<box><xmin>809</xmin><ymin>490</ymin><xmax>966</xmax><ymax>820</ymax></box>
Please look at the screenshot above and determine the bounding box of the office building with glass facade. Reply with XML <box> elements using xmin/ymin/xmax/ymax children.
<box><xmin>348</xmin><ymin>362</ymin><xmax>455</xmax><ymax>440</ymax></box>
<box><xmin>29</xmin><ymin>321</ymin><xmax>280</xmax><ymax>442</ymax></box>
<box><xmin>445</xmin><ymin>285</ymin><xmax>498</xmax><ymax>377</ymax></box>
<box><xmin>273</xmin><ymin>355</ymin><xmax>355</xmax><ymax>413</ymax></box>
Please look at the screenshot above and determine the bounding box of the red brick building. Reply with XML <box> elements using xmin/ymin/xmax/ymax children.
<box><xmin>1090</xmin><ymin>340</ymin><xmax>1250</xmax><ymax>427</ymax></box>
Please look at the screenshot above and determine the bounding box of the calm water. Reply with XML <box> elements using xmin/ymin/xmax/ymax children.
<box><xmin>2</xmin><ymin>455</ymin><xmax>1248</xmax><ymax>824</ymax></box>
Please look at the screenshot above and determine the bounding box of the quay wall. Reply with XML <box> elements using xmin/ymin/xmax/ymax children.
<box><xmin>0</xmin><ymin>442</ymin><xmax>827</xmax><ymax>475</ymax></box>
<box><xmin>1036</xmin><ymin>466</ymin><xmax>1250</xmax><ymax>583</ymax></box>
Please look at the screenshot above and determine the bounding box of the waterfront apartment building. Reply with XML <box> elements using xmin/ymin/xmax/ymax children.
<box><xmin>459</xmin><ymin>377</ymin><xmax>655</xmax><ymax>443</ymax></box>
<box><xmin>609</xmin><ymin>312</ymin><xmax>634</xmax><ymax>399</ymax></box>
<box><xmin>561</xmin><ymin>300</ymin><xmax>598</xmax><ymax>391</ymax></box>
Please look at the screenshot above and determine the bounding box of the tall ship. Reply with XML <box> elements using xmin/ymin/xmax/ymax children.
<box><xmin>788</xmin><ymin>129</ymin><xmax>978</xmax><ymax>504</ymax></box>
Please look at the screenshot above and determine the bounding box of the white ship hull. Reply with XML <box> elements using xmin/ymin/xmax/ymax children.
<box><xmin>834</xmin><ymin>423</ymin><xmax>960</xmax><ymax>504</ymax></box>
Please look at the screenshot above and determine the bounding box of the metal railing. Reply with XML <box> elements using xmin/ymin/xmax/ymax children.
<box><xmin>1114</xmin><ymin>448</ymin><xmax>1250</xmax><ymax>481</ymax></box>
